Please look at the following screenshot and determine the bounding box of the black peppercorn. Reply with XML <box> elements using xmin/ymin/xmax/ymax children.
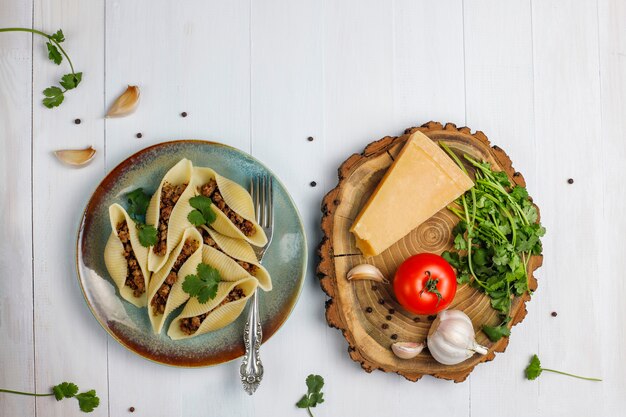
<box><xmin>74</xmin><ymin>118</ymin><xmax>81</xmax><ymax>125</ymax></box>
<box><xmin>382</xmin><ymin>323</ymin><xmax>389</xmax><ymax>329</ymax></box>
<box><xmin>388</xmin><ymin>308</ymin><xmax>395</xmax><ymax>314</ymax></box>
<box><xmin>310</xmin><ymin>181</ymin><xmax>317</xmax><ymax>187</ymax></box>
<box><xmin>551</xmin><ymin>311</ymin><xmax>558</xmax><ymax>317</ymax></box>
<box><xmin>413</xmin><ymin>317</ymin><xmax>420</xmax><ymax>322</ymax></box>
<box><xmin>129</xmin><ymin>407</ymin><xmax>135</xmax><ymax>413</ymax></box>
<box><xmin>378</xmin><ymin>298</ymin><xmax>385</xmax><ymax>305</ymax></box>
<box><xmin>307</xmin><ymin>136</ymin><xmax>314</xmax><ymax>142</ymax></box>
<box><xmin>390</xmin><ymin>334</ymin><xmax>398</xmax><ymax>340</ymax></box>
<box><xmin>181</xmin><ymin>111</ymin><xmax>188</xmax><ymax>117</ymax></box>
<box><xmin>386</xmin><ymin>315</ymin><xmax>392</xmax><ymax>320</ymax></box>
<box><xmin>567</xmin><ymin>178</ymin><xmax>574</xmax><ymax>184</ymax></box>
<box><xmin>136</xmin><ymin>133</ymin><xmax>143</xmax><ymax>139</ymax></box>
<box><xmin>428</xmin><ymin>315</ymin><xmax>436</xmax><ymax>321</ymax></box>
<box><xmin>365</xmin><ymin>307</ymin><xmax>373</xmax><ymax>313</ymax></box>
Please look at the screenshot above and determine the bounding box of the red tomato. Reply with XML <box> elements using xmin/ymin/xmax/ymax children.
<box><xmin>393</xmin><ymin>253</ymin><xmax>457</xmax><ymax>315</ymax></box>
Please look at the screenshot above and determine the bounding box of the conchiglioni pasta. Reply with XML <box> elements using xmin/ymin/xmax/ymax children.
<box><xmin>146</xmin><ymin>158</ymin><xmax>195</xmax><ymax>272</ymax></box>
<box><xmin>198</xmin><ymin>225</ymin><xmax>272</xmax><ymax>291</ymax></box>
<box><xmin>147</xmin><ymin>227</ymin><xmax>203</xmax><ymax>334</ymax></box>
<box><xmin>104</xmin><ymin>203</ymin><xmax>150</xmax><ymax>307</ymax></box>
<box><xmin>167</xmin><ymin>276</ymin><xmax>258</xmax><ymax>340</ymax></box>
<box><xmin>192</xmin><ymin>167</ymin><xmax>267</xmax><ymax>247</ymax></box>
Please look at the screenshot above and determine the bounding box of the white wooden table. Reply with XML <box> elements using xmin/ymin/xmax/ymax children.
<box><xmin>2</xmin><ymin>1</ymin><xmax>625</xmax><ymax>416</ymax></box>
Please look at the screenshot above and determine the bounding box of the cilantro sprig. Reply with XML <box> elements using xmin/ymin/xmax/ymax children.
<box><xmin>187</xmin><ymin>195</ymin><xmax>217</xmax><ymax>227</ymax></box>
<box><xmin>0</xmin><ymin>28</ymin><xmax>82</xmax><ymax>108</ymax></box>
<box><xmin>296</xmin><ymin>374</ymin><xmax>325</xmax><ymax>417</ymax></box>
<box><xmin>440</xmin><ymin>143</ymin><xmax>545</xmax><ymax>341</ymax></box>
<box><xmin>525</xmin><ymin>354</ymin><xmax>601</xmax><ymax>382</ymax></box>
<box><xmin>0</xmin><ymin>382</ymin><xmax>100</xmax><ymax>413</ymax></box>
<box><xmin>126</xmin><ymin>188</ymin><xmax>158</xmax><ymax>247</ymax></box>
<box><xmin>182</xmin><ymin>263</ymin><xmax>221</xmax><ymax>303</ymax></box>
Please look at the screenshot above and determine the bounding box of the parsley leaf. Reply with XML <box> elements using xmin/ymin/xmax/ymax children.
<box><xmin>0</xmin><ymin>381</ymin><xmax>99</xmax><ymax>413</ymax></box>
<box><xmin>52</xmin><ymin>382</ymin><xmax>78</xmax><ymax>400</ymax></box>
<box><xmin>524</xmin><ymin>354</ymin><xmax>602</xmax><ymax>382</ymax></box>
<box><xmin>126</xmin><ymin>188</ymin><xmax>151</xmax><ymax>223</ymax></box>
<box><xmin>182</xmin><ymin>263</ymin><xmax>221</xmax><ymax>303</ymax></box>
<box><xmin>137</xmin><ymin>224</ymin><xmax>158</xmax><ymax>247</ymax></box>
<box><xmin>482</xmin><ymin>323</ymin><xmax>511</xmax><ymax>342</ymax></box>
<box><xmin>187</xmin><ymin>195</ymin><xmax>216</xmax><ymax>226</ymax></box>
<box><xmin>42</xmin><ymin>86</ymin><xmax>64</xmax><ymax>108</ymax></box>
<box><xmin>296</xmin><ymin>374</ymin><xmax>325</xmax><ymax>416</ymax></box>
<box><xmin>60</xmin><ymin>72</ymin><xmax>82</xmax><ymax>90</ymax></box>
<box><xmin>49</xmin><ymin>29</ymin><xmax>65</xmax><ymax>43</ymax></box>
<box><xmin>46</xmin><ymin>41</ymin><xmax>62</xmax><ymax>64</ymax></box>
<box><xmin>76</xmin><ymin>390</ymin><xmax>100</xmax><ymax>412</ymax></box>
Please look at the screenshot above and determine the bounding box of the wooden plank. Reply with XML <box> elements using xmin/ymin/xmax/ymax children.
<box><xmin>463</xmin><ymin>1</ymin><xmax>541</xmax><ymax>415</ymax></box>
<box><xmin>247</xmin><ymin>0</ymin><xmax>324</xmax><ymax>414</ymax></box>
<box><xmin>31</xmin><ymin>1</ymin><xmax>108</xmax><ymax>416</ymax></box>
<box><xmin>104</xmin><ymin>1</ymin><xmax>251</xmax><ymax>416</ymax></box>
<box><xmin>597</xmin><ymin>0</ymin><xmax>626</xmax><ymax>413</ymax></box>
<box><xmin>0</xmin><ymin>2</ymin><xmax>35</xmax><ymax>415</ymax></box>
<box><xmin>104</xmin><ymin>0</ymin><xmax>251</xmax><ymax>167</ymax></box>
<box><xmin>531</xmin><ymin>0</ymin><xmax>604</xmax><ymax>415</ymax></box>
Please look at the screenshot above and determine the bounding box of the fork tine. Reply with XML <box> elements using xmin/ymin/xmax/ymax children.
<box><xmin>253</xmin><ymin>176</ymin><xmax>259</xmax><ymax>221</ymax></box>
<box><xmin>260</xmin><ymin>175</ymin><xmax>267</xmax><ymax>226</ymax></box>
<box><xmin>267</xmin><ymin>177</ymin><xmax>273</xmax><ymax>228</ymax></box>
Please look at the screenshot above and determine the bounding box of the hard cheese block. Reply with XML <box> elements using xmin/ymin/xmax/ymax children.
<box><xmin>350</xmin><ymin>131</ymin><xmax>474</xmax><ymax>257</ymax></box>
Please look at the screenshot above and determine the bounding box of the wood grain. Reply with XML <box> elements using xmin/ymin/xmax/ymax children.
<box><xmin>0</xmin><ymin>2</ymin><xmax>35</xmax><ymax>416</ymax></box>
<box><xmin>318</xmin><ymin>122</ymin><xmax>543</xmax><ymax>382</ymax></box>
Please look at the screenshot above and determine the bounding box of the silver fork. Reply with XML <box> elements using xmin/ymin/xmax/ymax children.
<box><xmin>240</xmin><ymin>175</ymin><xmax>273</xmax><ymax>395</ymax></box>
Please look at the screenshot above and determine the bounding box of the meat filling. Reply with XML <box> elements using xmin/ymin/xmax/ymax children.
<box><xmin>150</xmin><ymin>238</ymin><xmax>199</xmax><ymax>315</ymax></box>
<box><xmin>198</xmin><ymin>227</ymin><xmax>258</xmax><ymax>275</ymax></box>
<box><xmin>199</xmin><ymin>179</ymin><xmax>255</xmax><ymax>237</ymax></box>
<box><xmin>179</xmin><ymin>286</ymin><xmax>246</xmax><ymax>335</ymax></box>
<box><xmin>116</xmin><ymin>221</ymin><xmax>146</xmax><ymax>297</ymax></box>
<box><xmin>154</xmin><ymin>182</ymin><xmax>188</xmax><ymax>256</ymax></box>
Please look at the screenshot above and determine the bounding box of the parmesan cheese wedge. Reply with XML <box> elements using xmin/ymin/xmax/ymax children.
<box><xmin>350</xmin><ymin>131</ymin><xmax>474</xmax><ymax>257</ymax></box>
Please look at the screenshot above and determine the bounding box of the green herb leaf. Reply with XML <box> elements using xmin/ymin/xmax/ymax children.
<box><xmin>60</xmin><ymin>72</ymin><xmax>82</xmax><ymax>90</ymax></box>
<box><xmin>525</xmin><ymin>354</ymin><xmax>542</xmax><ymax>380</ymax></box>
<box><xmin>52</xmin><ymin>382</ymin><xmax>78</xmax><ymax>400</ymax></box>
<box><xmin>188</xmin><ymin>195</ymin><xmax>217</xmax><ymax>226</ymax></box>
<box><xmin>126</xmin><ymin>188</ymin><xmax>151</xmax><ymax>223</ymax></box>
<box><xmin>42</xmin><ymin>87</ymin><xmax>65</xmax><ymax>108</ymax></box>
<box><xmin>49</xmin><ymin>29</ymin><xmax>65</xmax><ymax>43</ymax></box>
<box><xmin>296</xmin><ymin>374</ymin><xmax>325</xmax><ymax>416</ymax></box>
<box><xmin>182</xmin><ymin>263</ymin><xmax>221</xmax><ymax>303</ymax></box>
<box><xmin>187</xmin><ymin>210</ymin><xmax>207</xmax><ymax>226</ymax></box>
<box><xmin>75</xmin><ymin>390</ymin><xmax>100</xmax><ymax>413</ymax></box>
<box><xmin>482</xmin><ymin>323</ymin><xmax>511</xmax><ymax>342</ymax></box>
<box><xmin>137</xmin><ymin>224</ymin><xmax>158</xmax><ymax>247</ymax></box>
<box><xmin>46</xmin><ymin>41</ymin><xmax>62</xmax><ymax>64</ymax></box>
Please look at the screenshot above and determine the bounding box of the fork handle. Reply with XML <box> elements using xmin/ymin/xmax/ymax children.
<box><xmin>240</xmin><ymin>291</ymin><xmax>263</xmax><ymax>394</ymax></box>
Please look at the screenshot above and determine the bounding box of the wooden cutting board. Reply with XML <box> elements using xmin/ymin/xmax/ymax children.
<box><xmin>317</xmin><ymin>121</ymin><xmax>543</xmax><ymax>382</ymax></box>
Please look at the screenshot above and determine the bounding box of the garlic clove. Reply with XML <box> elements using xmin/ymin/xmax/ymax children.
<box><xmin>346</xmin><ymin>264</ymin><xmax>389</xmax><ymax>284</ymax></box>
<box><xmin>54</xmin><ymin>146</ymin><xmax>96</xmax><ymax>166</ymax></box>
<box><xmin>106</xmin><ymin>85</ymin><xmax>140</xmax><ymax>118</ymax></box>
<box><xmin>391</xmin><ymin>342</ymin><xmax>425</xmax><ymax>359</ymax></box>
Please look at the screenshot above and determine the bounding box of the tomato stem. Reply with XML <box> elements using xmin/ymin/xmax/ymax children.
<box><xmin>420</xmin><ymin>271</ymin><xmax>443</xmax><ymax>306</ymax></box>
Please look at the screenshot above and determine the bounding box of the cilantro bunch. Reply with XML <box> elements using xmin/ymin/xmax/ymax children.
<box><xmin>440</xmin><ymin>143</ymin><xmax>545</xmax><ymax>341</ymax></box>
<box><xmin>0</xmin><ymin>27</ymin><xmax>82</xmax><ymax>108</ymax></box>
<box><xmin>0</xmin><ymin>382</ymin><xmax>99</xmax><ymax>413</ymax></box>
<box><xmin>187</xmin><ymin>195</ymin><xmax>217</xmax><ymax>227</ymax></box>
<box><xmin>126</xmin><ymin>188</ymin><xmax>158</xmax><ymax>247</ymax></box>
<box><xmin>296</xmin><ymin>374</ymin><xmax>325</xmax><ymax>417</ymax></box>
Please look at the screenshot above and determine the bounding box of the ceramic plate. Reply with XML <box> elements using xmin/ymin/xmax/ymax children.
<box><xmin>77</xmin><ymin>141</ymin><xmax>307</xmax><ymax>367</ymax></box>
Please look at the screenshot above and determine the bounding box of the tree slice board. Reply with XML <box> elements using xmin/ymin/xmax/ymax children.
<box><xmin>318</xmin><ymin>121</ymin><xmax>543</xmax><ymax>382</ymax></box>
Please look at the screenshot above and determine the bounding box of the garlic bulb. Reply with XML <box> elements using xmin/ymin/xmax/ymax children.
<box><xmin>427</xmin><ymin>310</ymin><xmax>488</xmax><ymax>365</ymax></box>
<box><xmin>346</xmin><ymin>264</ymin><xmax>389</xmax><ymax>283</ymax></box>
<box><xmin>391</xmin><ymin>342</ymin><xmax>425</xmax><ymax>359</ymax></box>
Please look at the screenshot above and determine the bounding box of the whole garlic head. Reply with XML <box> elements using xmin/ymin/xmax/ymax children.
<box><xmin>427</xmin><ymin>310</ymin><xmax>488</xmax><ymax>365</ymax></box>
